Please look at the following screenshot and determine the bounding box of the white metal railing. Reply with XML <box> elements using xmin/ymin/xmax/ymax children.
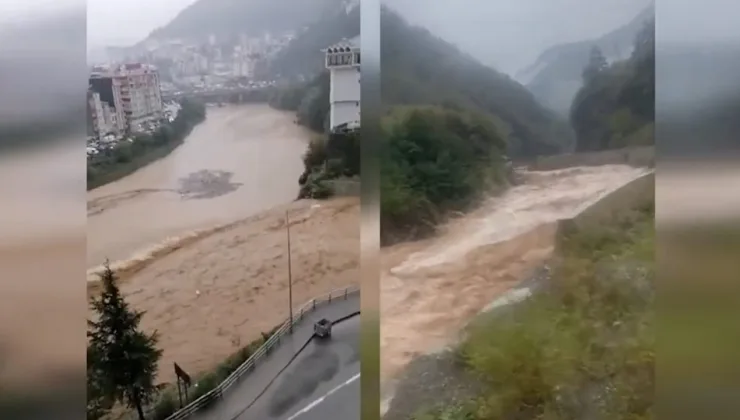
<box><xmin>161</xmin><ymin>285</ymin><xmax>359</xmax><ymax>420</ymax></box>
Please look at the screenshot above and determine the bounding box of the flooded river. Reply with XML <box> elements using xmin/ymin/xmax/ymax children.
<box><xmin>87</xmin><ymin>104</ymin><xmax>310</xmax><ymax>271</ymax></box>
<box><xmin>380</xmin><ymin>164</ymin><xmax>649</xmax><ymax>396</ymax></box>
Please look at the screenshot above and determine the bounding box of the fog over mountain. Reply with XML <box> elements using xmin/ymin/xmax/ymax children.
<box><xmin>386</xmin><ymin>0</ymin><xmax>651</xmax><ymax>76</ymax></box>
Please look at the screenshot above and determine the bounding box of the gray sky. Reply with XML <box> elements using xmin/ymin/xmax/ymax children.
<box><xmin>386</xmin><ymin>0</ymin><xmax>652</xmax><ymax>75</ymax></box>
<box><xmin>658</xmin><ymin>0</ymin><xmax>740</xmax><ymax>47</ymax></box>
<box><xmin>87</xmin><ymin>0</ymin><xmax>197</xmax><ymax>47</ymax></box>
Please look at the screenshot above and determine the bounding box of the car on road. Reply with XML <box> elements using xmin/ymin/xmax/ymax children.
<box><xmin>314</xmin><ymin>318</ymin><xmax>332</xmax><ymax>339</ymax></box>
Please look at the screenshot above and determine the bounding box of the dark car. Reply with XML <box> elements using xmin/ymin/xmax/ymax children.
<box><xmin>314</xmin><ymin>318</ymin><xmax>332</xmax><ymax>338</ymax></box>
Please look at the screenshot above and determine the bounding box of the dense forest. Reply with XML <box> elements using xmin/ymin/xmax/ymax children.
<box><xmin>380</xmin><ymin>106</ymin><xmax>509</xmax><ymax>244</ymax></box>
<box><xmin>569</xmin><ymin>19</ymin><xmax>655</xmax><ymax>152</ymax></box>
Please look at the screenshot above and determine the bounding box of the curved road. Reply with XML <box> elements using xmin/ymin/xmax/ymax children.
<box><xmin>191</xmin><ymin>292</ymin><xmax>360</xmax><ymax>420</ymax></box>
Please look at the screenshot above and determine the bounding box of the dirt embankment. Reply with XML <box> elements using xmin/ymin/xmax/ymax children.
<box><xmin>88</xmin><ymin>197</ymin><xmax>359</xmax><ymax>384</ymax></box>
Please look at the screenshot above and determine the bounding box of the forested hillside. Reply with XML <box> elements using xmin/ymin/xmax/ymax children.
<box><xmin>268</xmin><ymin>4</ymin><xmax>359</xmax><ymax>80</ymax></box>
<box><xmin>517</xmin><ymin>4</ymin><xmax>654</xmax><ymax>116</ymax></box>
<box><xmin>570</xmin><ymin>18</ymin><xmax>655</xmax><ymax>151</ymax></box>
<box><xmin>381</xmin><ymin>7</ymin><xmax>574</xmax><ymax>157</ymax></box>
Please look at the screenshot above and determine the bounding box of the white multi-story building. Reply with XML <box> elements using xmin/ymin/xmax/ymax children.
<box><xmin>117</xmin><ymin>63</ymin><xmax>164</xmax><ymax>131</ymax></box>
<box><xmin>324</xmin><ymin>36</ymin><xmax>360</xmax><ymax>131</ymax></box>
<box><xmin>89</xmin><ymin>63</ymin><xmax>164</xmax><ymax>134</ymax></box>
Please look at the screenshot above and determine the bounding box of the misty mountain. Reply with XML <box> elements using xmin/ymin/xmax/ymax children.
<box><xmin>381</xmin><ymin>7</ymin><xmax>573</xmax><ymax>157</ymax></box>
<box><xmin>144</xmin><ymin>0</ymin><xmax>353</xmax><ymax>42</ymax></box>
<box><xmin>516</xmin><ymin>3</ymin><xmax>654</xmax><ymax>116</ymax></box>
<box><xmin>267</xmin><ymin>2</ymin><xmax>359</xmax><ymax>80</ymax></box>
<box><xmin>570</xmin><ymin>19</ymin><xmax>654</xmax><ymax>152</ymax></box>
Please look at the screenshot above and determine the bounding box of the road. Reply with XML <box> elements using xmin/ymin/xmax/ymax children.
<box><xmin>190</xmin><ymin>292</ymin><xmax>359</xmax><ymax>420</ymax></box>
<box><xmin>238</xmin><ymin>315</ymin><xmax>360</xmax><ymax>420</ymax></box>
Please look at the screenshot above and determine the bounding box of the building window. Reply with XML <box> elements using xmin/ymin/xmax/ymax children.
<box><xmin>355</xmin><ymin>52</ymin><xmax>360</xmax><ymax>64</ymax></box>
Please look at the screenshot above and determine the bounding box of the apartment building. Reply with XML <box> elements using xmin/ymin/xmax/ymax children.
<box><xmin>117</xmin><ymin>63</ymin><xmax>164</xmax><ymax>131</ymax></box>
<box><xmin>89</xmin><ymin>63</ymin><xmax>164</xmax><ymax>134</ymax></box>
<box><xmin>87</xmin><ymin>87</ymin><xmax>122</xmax><ymax>137</ymax></box>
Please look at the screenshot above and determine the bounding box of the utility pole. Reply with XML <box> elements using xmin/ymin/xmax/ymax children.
<box><xmin>286</xmin><ymin>210</ymin><xmax>294</xmax><ymax>332</ymax></box>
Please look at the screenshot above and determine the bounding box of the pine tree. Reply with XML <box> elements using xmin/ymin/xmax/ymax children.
<box><xmin>87</xmin><ymin>263</ymin><xmax>163</xmax><ymax>420</ymax></box>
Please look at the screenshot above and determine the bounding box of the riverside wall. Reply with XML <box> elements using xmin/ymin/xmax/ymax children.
<box><xmin>327</xmin><ymin>178</ymin><xmax>361</xmax><ymax>196</ymax></box>
<box><xmin>556</xmin><ymin>171</ymin><xmax>654</xmax><ymax>244</ymax></box>
<box><xmin>531</xmin><ymin>146</ymin><xmax>655</xmax><ymax>171</ymax></box>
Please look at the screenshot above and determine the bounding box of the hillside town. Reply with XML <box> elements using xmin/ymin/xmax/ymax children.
<box><xmin>91</xmin><ymin>32</ymin><xmax>294</xmax><ymax>95</ymax></box>
<box><xmin>87</xmin><ymin>32</ymin><xmax>301</xmax><ymax>156</ymax></box>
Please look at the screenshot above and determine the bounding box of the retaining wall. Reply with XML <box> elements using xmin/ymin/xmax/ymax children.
<box><xmin>531</xmin><ymin>146</ymin><xmax>655</xmax><ymax>171</ymax></box>
<box><xmin>327</xmin><ymin>179</ymin><xmax>361</xmax><ymax>197</ymax></box>
<box><xmin>556</xmin><ymin>171</ymin><xmax>655</xmax><ymax>243</ymax></box>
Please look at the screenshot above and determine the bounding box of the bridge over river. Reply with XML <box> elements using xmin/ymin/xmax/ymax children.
<box><xmin>164</xmin><ymin>87</ymin><xmax>272</xmax><ymax>104</ymax></box>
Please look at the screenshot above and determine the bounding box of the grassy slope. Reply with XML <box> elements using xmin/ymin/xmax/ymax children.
<box><xmin>414</xmin><ymin>201</ymin><xmax>655</xmax><ymax>420</ymax></box>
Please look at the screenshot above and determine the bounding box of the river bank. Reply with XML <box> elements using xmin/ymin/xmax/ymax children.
<box><xmin>86</xmin><ymin>99</ymin><xmax>206</xmax><ymax>190</ymax></box>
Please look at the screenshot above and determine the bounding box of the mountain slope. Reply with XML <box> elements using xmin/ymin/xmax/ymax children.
<box><xmin>381</xmin><ymin>7</ymin><xmax>573</xmax><ymax>157</ymax></box>
<box><xmin>267</xmin><ymin>2</ymin><xmax>359</xmax><ymax>80</ymax></box>
<box><xmin>517</xmin><ymin>3</ymin><xmax>655</xmax><ymax>116</ymax></box>
<box><xmin>570</xmin><ymin>18</ymin><xmax>655</xmax><ymax>151</ymax></box>
<box><xmin>145</xmin><ymin>0</ymin><xmax>345</xmax><ymax>41</ymax></box>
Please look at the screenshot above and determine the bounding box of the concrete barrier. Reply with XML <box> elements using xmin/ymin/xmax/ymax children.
<box><xmin>531</xmin><ymin>146</ymin><xmax>655</xmax><ymax>171</ymax></box>
<box><xmin>556</xmin><ymin>171</ymin><xmax>654</xmax><ymax>244</ymax></box>
<box><xmin>327</xmin><ymin>179</ymin><xmax>361</xmax><ymax>197</ymax></box>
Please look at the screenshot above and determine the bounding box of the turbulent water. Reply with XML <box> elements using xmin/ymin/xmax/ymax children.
<box><xmin>87</xmin><ymin>104</ymin><xmax>310</xmax><ymax>275</ymax></box>
<box><xmin>380</xmin><ymin>164</ymin><xmax>649</xmax><ymax>395</ymax></box>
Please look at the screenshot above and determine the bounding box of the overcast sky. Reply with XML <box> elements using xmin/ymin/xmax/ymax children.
<box><xmin>387</xmin><ymin>0</ymin><xmax>653</xmax><ymax>75</ymax></box>
<box><xmin>87</xmin><ymin>0</ymin><xmax>197</xmax><ymax>47</ymax></box>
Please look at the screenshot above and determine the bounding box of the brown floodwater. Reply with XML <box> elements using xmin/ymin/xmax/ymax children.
<box><xmin>379</xmin><ymin>164</ymin><xmax>649</xmax><ymax>405</ymax></box>
<box><xmin>87</xmin><ymin>104</ymin><xmax>310</xmax><ymax>275</ymax></box>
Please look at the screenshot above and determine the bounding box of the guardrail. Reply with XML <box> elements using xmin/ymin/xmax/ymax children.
<box><xmin>162</xmin><ymin>285</ymin><xmax>360</xmax><ymax>420</ymax></box>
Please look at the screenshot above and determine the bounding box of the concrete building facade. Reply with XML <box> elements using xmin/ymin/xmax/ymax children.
<box><xmin>89</xmin><ymin>63</ymin><xmax>164</xmax><ymax>134</ymax></box>
<box><xmin>324</xmin><ymin>36</ymin><xmax>360</xmax><ymax>131</ymax></box>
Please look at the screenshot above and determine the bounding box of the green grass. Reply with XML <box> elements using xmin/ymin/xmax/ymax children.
<box><xmin>413</xmin><ymin>202</ymin><xmax>655</xmax><ymax>420</ymax></box>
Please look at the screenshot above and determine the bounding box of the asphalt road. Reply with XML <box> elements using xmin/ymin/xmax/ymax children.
<box><xmin>239</xmin><ymin>315</ymin><xmax>360</xmax><ymax>420</ymax></box>
<box><xmin>190</xmin><ymin>292</ymin><xmax>359</xmax><ymax>420</ymax></box>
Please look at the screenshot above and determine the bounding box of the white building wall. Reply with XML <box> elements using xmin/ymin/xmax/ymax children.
<box><xmin>331</xmin><ymin>102</ymin><xmax>360</xmax><ymax>130</ymax></box>
<box><xmin>329</xmin><ymin>64</ymin><xmax>360</xmax><ymax>128</ymax></box>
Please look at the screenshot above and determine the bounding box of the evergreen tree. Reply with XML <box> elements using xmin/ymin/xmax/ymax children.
<box><xmin>582</xmin><ymin>46</ymin><xmax>608</xmax><ymax>82</ymax></box>
<box><xmin>87</xmin><ymin>264</ymin><xmax>163</xmax><ymax>420</ymax></box>
<box><xmin>87</xmin><ymin>345</ymin><xmax>113</xmax><ymax>420</ymax></box>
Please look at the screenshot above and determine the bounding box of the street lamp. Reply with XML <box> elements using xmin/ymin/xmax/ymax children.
<box><xmin>285</xmin><ymin>209</ymin><xmax>294</xmax><ymax>332</ymax></box>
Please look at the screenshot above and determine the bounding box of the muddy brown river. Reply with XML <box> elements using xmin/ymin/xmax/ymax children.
<box><xmin>87</xmin><ymin>104</ymin><xmax>310</xmax><ymax>272</ymax></box>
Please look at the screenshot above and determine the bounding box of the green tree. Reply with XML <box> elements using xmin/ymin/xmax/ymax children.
<box><xmin>87</xmin><ymin>264</ymin><xmax>163</xmax><ymax>420</ymax></box>
<box><xmin>87</xmin><ymin>345</ymin><xmax>113</xmax><ymax>420</ymax></box>
<box><xmin>582</xmin><ymin>46</ymin><xmax>608</xmax><ymax>82</ymax></box>
<box><xmin>570</xmin><ymin>20</ymin><xmax>654</xmax><ymax>152</ymax></box>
